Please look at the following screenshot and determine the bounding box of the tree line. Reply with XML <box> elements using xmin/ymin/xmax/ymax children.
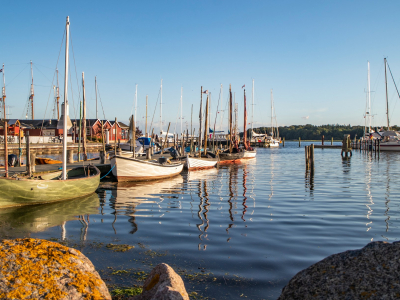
<box><xmin>249</xmin><ymin>124</ymin><xmax>366</xmax><ymax>140</ymax></box>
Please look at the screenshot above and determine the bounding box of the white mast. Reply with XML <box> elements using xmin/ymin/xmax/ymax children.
<box><xmin>270</xmin><ymin>89</ymin><xmax>273</xmax><ymax>138</ymax></box>
<box><xmin>366</xmin><ymin>61</ymin><xmax>371</xmax><ymax>135</ymax></box>
<box><xmin>208</xmin><ymin>92</ymin><xmax>211</xmax><ymax>137</ymax></box>
<box><xmin>219</xmin><ymin>84</ymin><xmax>223</xmax><ymax>131</ymax></box>
<box><xmin>134</xmin><ymin>83</ymin><xmax>138</xmax><ymax>131</ymax></box>
<box><xmin>62</xmin><ymin>16</ymin><xmax>70</xmax><ymax>180</ymax></box>
<box><xmin>160</xmin><ymin>79</ymin><xmax>163</xmax><ymax>134</ymax></box>
<box><xmin>252</xmin><ymin>79</ymin><xmax>254</xmax><ymax>139</ymax></box>
<box><xmin>180</xmin><ymin>86</ymin><xmax>183</xmax><ymax>135</ymax></box>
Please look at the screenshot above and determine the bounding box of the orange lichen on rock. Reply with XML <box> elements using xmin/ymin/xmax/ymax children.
<box><xmin>0</xmin><ymin>238</ymin><xmax>111</xmax><ymax>300</ymax></box>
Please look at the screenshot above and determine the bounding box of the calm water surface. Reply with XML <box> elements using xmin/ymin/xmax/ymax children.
<box><xmin>1</xmin><ymin>141</ymin><xmax>399</xmax><ymax>299</ymax></box>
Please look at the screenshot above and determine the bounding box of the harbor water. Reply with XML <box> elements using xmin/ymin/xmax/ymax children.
<box><xmin>1</xmin><ymin>141</ymin><xmax>398</xmax><ymax>299</ymax></box>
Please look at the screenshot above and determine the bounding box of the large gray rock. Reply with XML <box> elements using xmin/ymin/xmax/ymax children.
<box><xmin>134</xmin><ymin>263</ymin><xmax>189</xmax><ymax>300</ymax></box>
<box><xmin>0</xmin><ymin>238</ymin><xmax>111</xmax><ymax>300</ymax></box>
<box><xmin>279</xmin><ymin>241</ymin><xmax>400</xmax><ymax>300</ymax></box>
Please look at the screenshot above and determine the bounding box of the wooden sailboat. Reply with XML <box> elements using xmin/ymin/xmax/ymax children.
<box><xmin>111</xmin><ymin>113</ymin><xmax>184</xmax><ymax>181</ymax></box>
<box><xmin>111</xmin><ymin>155</ymin><xmax>184</xmax><ymax>182</ymax></box>
<box><xmin>0</xmin><ymin>16</ymin><xmax>100</xmax><ymax>208</ymax></box>
<box><xmin>243</xmin><ymin>86</ymin><xmax>256</xmax><ymax>159</ymax></box>
<box><xmin>184</xmin><ymin>87</ymin><xmax>218</xmax><ymax>170</ymax></box>
<box><xmin>218</xmin><ymin>84</ymin><xmax>244</xmax><ymax>163</ymax></box>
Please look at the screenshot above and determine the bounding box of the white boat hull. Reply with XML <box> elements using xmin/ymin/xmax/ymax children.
<box><xmin>269</xmin><ymin>140</ymin><xmax>280</xmax><ymax>147</ymax></box>
<box><xmin>111</xmin><ymin>156</ymin><xmax>184</xmax><ymax>182</ymax></box>
<box><xmin>243</xmin><ymin>150</ymin><xmax>256</xmax><ymax>159</ymax></box>
<box><xmin>185</xmin><ymin>155</ymin><xmax>218</xmax><ymax>170</ymax></box>
<box><xmin>377</xmin><ymin>142</ymin><xmax>400</xmax><ymax>151</ymax></box>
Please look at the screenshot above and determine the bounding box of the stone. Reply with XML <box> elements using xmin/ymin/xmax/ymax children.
<box><xmin>133</xmin><ymin>263</ymin><xmax>189</xmax><ymax>300</ymax></box>
<box><xmin>0</xmin><ymin>238</ymin><xmax>111</xmax><ymax>300</ymax></box>
<box><xmin>278</xmin><ymin>241</ymin><xmax>400</xmax><ymax>300</ymax></box>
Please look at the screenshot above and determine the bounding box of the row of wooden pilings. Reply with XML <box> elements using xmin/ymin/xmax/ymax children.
<box><xmin>351</xmin><ymin>138</ymin><xmax>380</xmax><ymax>155</ymax></box>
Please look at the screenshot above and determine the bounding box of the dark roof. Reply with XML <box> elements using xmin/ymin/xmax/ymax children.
<box><xmin>118</xmin><ymin>121</ymin><xmax>129</xmax><ymax>129</ymax></box>
<box><xmin>20</xmin><ymin>119</ymin><xmax>59</xmax><ymax>129</ymax></box>
<box><xmin>70</xmin><ymin>119</ymin><xmax>99</xmax><ymax>127</ymax></box>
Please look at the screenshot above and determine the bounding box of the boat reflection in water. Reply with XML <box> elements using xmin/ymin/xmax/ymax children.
<box><xmin>189</xmin><ymin>162</ymin><xmax>257</xmax><ymax>249</ymax></box>
<box><xmin>108</xmin><ymin>175</ymin><xmax>185</xmax><ymax>234</ymax></box>
<box><xmin>182</xmin><ymin>168</ymin><xmax>218</xmax><ymax>251</ymax></box>
<box><xmin>0</xmin><ymin>193</ymin><xmax>100</xmax><ymax>239</ymax></box>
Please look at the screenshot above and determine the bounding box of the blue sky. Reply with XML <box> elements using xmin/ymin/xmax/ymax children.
<box><xmin>2</xmin><ymin>1</ymin><xmax>400</xmax><ymax>133</ymax></box>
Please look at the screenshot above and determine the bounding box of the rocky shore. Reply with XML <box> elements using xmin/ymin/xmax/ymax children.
<box><xmin>0</xmin><ymin>238</ymin><xmax>188</xmax><ymax>300</ymax></box>
<box><xmin>3</xmin><ymin>238</ymin><xmax>399</xmax><ymax>299</ymax></box>
<box><xmin>278</xmin><ymin>241</ymin><xmax>400</xmax><ymax>300</ymax></box>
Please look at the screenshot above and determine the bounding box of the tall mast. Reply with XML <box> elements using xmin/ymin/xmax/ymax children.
<box><xmin>199</xmin><ymin>86</ymin><xmax>203</xmax><ymax>149</ymax></box>
<box><xmin>252</xmin><ymin>79</ymin><xmax>254</xmax><ymax>140</ymax></box>
<box><xmin>134</xmin><ymin>84</ymin><xmax>138</xmax><ymax>130</ymax></box>
<box><xmin>145</xmin><ymin>95</ymin><xmax>148</xmax><ymax>137</ymax></box>
<box><xmin>366</xmin><ymin>61</ymin><xmax>371</xmax><ymax>134</ymax></box>
<box><xmin>160</xmin><ymin>79</ymin><xmax>163</xmax><ymax>134</ymax></box>
<box><xmin>30</xmin><ymin>61</ymin><xmax>34</xmax><ymax>119</ymax></box>
<box><xmin>180</xmin><ymin>86</ymin><xmax>183</xmax><ymax>135</ymax></box>
<box><xmin>219</xmin><ymin>84</ymin><xmax>223</xmax><ymax>131</ymax></box>
<box><xmin>2</xmin><ymin>64</ymin><xmax>5</xmax><ymax>120</ymax></box>
<box><xmin>62</xmin><ymin>16</ymin><xmax>70</xmax><ymax>180</ymax></box>
<box><xmin>244</xmin><ymin>88</ymin><xmax>247</xmax><ymax>149</ymax></box>
<box><xmin>204</xmin><ymin>94</ymin><xmax>209</xmax><ymax>155</ymax></box>
<box><xmin>82</xmin><ymin>72</ymin><xmax>87</xmax><ymax>160</ymax></box>
<box><xmin>384</xmin><ymin>58</ymin><xmax>390</xmax><ymax>130</ymax></box>
<box><xmin>208</xmin><ymin>92</ymin><xmax>211</xmax><ymax>138</ymax></box>
<box><xmin>271</xmin><ymin>89</ymin><xmax>273</xmax><ymax>138</ymax></box>
<box><xmin>234</xmin><ymin>102</ymin><xmax>238</xmax><ymax>141</ymax></box>
<box><xmin>229</xmin><ymin>85</ymin><xmax>233</xmax><ymax>152</ymax></box>
<box><xmin>95</xmin><ymin>76</ymin><xmax>98</xmax><ymax>119</ymax></box>
<box><xmin>56</xmin><ymin>69</ymin><xmax>60</xmax><ymax>120</ymax></box>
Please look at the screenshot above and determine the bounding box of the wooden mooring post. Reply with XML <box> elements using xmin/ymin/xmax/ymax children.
<box><xmin>305</xmin><ymin>144</ymin><xmax>314</xmax><ymax>169</ymax></box>
<box><xmin>26</xmin><ymin>131</ymin><xmax>31</xmax><ymax>176</ymax></box>
<box><xmin>282</xmin><ymin>137</ymin><xmax>285</xmax><ymax>147</ymax></box>
<box><xmin>341</xmin><ymin>134</ymin><xmax>352</xmax><ymax>157</ymax></box>
<box><xmin>18</xmin><ymin>129</ymin><xmax>22</xmax><ymax>167</ymax></box>
<box><xmin>299</xmin><ymin>137</ymin><xmax>301</xmax><ymax>147</ymax></box>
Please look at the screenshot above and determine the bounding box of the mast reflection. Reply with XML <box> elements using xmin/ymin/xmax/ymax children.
<box><xmin>364</xmin><ymin>155</ymin><xmax>374</xmax><ymax>237</ymax></box>
<box><xmin>227</xmin><ymin>165</ymin><xmax>239</xmax><ymax>234</ymax></box>
<box><xmin>187</xmin><ymin>169</ymin><xmax>218</xmax><ymax>251</ymax></box>
<box><xmin>242</xmin><ymin>163</ymin><xmax>248</xmax><ymax>222</ymax></box>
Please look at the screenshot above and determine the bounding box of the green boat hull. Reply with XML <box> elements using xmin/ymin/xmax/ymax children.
<box><xmin>0</xmin><ymin>166</ymin><xmax>100</xmax><ymax>208</ymax></box>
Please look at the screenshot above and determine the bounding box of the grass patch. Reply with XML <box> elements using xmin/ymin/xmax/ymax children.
<box><xmin>111</xmin><ymin>286</ymin><xmax>142</xmax><ymax>297</ymax></box>
<box><xmin>106</xmin><ymin>243</ymin><xmax>135</xmax><ymax>252</ymax></box>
